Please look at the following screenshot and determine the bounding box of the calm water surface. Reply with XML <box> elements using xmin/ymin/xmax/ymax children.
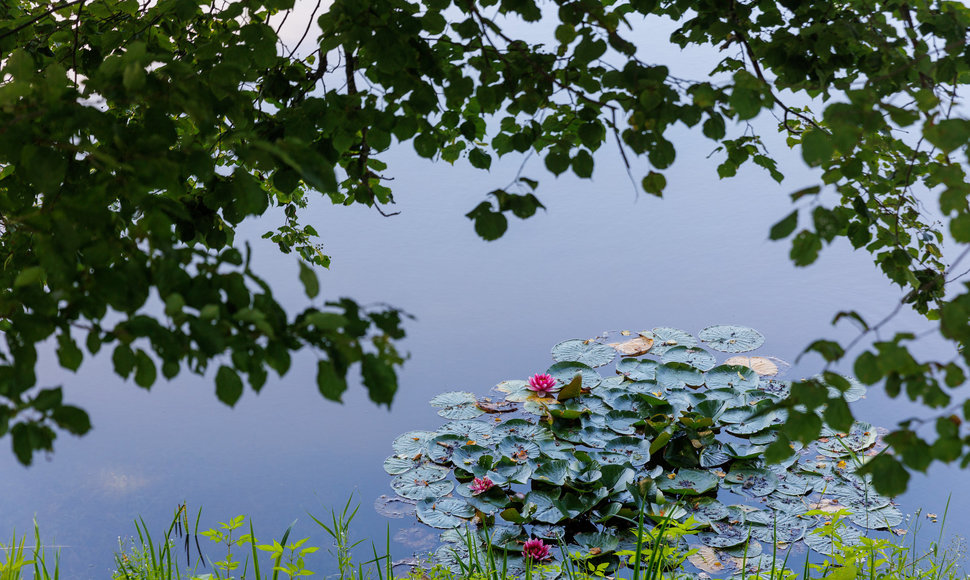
<box><xmin>1</xmin><ymin>135</ymin><xmax>966</xmax><ymax>577</ymax></box>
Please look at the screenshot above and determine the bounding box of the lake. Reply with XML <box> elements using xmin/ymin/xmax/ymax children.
<box><xmin>1</xmin><ymin>121</ymin><xmax>966</xmax><ymax>577</ymax></box>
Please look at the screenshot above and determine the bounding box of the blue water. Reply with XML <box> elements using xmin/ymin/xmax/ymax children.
<box><xmin>1</xmin><ymin>103</ymin><xmax>967</xmax><ymax>577</ymax></box>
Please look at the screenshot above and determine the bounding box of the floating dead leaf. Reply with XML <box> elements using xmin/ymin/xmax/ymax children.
<box><xmin>687</xmin><ymin>546</ymin><xmax>733</xmax><ymax>574</ymax></box>
<box><xmin>477</xmin><ymin>400</ymin><xmax>517</xmax><ymax>413</ymax></box>
<box><xmin>608</xmin><ymin>336</ymin><xmax>654</xmax><ymax>356</ymax></box>
<box><xmin>620</xmin><ymin>330</ymin><xmax>632</xmax><ymax>336</ymax></box>
<box><xmin>723</xmin><ymin>356</ymin><xmax>786</xmax><ymax>376</ymax></box>
<box><xmin>808</xmin><ymin>498</ymin><xmax>843</xmax><ymax>513</ymax></box>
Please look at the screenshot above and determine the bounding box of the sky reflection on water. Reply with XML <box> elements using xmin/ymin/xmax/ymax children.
<box><xmin>1</xmin><ymin>132</ymin><xmax>966</xmax><ymax>577</ymax></box>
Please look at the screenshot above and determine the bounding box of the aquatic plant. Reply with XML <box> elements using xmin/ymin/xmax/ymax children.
<box><xmin>528</xmin><ymin>375</ymin><xmax>558</xmax><ymax>396</ymax></box>
<box><xmin>382</xmin><ymin>326</ymin><xmax>902</xmax><ymax>576</ymax></box>
<box><xmin>523</xmin><ymin>539</ymin><xmax>552</xmax><ymax>563</ymax></box>
<box><xmin>471</xmin><ymin>478</ymin><xmax>496</xmax><ymax>495</ymax></box>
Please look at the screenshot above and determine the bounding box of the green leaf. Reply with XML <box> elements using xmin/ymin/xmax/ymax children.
<box><xmin>468</xmin><ymin>148</ymin><xmax>491</xmax><ymax>169</ymax></box>
<box><xmin>14</xmin><ymin>266</ymin><xmax>45</xmax><ymax>288</ymax></box>
<box><xmin>557</xmin><ymin>373</ymin><xmax>583</xmax><ymax>402</ymax></box>
<box><xmin>216</xmin><ymin>366</ymin><xmax>244</xmax><ymax>407</ymax></box>
<box><xmin>790</xmin><ymin>230</ymin><xmax>821</xmax><ymax>266</ymax></box>
<box><xmin>51</xmin><ymin>406</ymin><xmax>92</xmax><ymax>436</ymax></box>
<box><xmin>134</xmin><ymin>349</ymin><xmax>157</xmax><ymax>389</ymax></box>
<box><xmin>924</xmin><ymin>119</ymin><xmax>970</xmax><ymax>153</ymax></box>
<box><xmin>317</xmin><ymin>359</ymin><xmax>348</xmax><ymax>402</ymax></box>
<box><xmin>298</xmin><ymin>261</ymin><xmax>320</xmax><ymax>299</ymax></box>
<box><xmin>823</xmin><ymin>397</ymin><xmax>854</xmax><ymax>431</ymax></box>
<box><xmin>465</xmin><ymin>202</ymin><xmax>508</xmax><ymax>241</ymax></box>
<box><xmin>56</xmin><ymin>334</ymin><xmax>83</xmax><ymax>372</ymax></box>
<box><xmin>801</xmin><ymin>130</ymin><xmax>833</xmax><ymax>166</ymax></box>
<box><xmin>641</xmin><ymin>171</ymin><xmax>666</xmax><ymax>197</ymax></box>
<box><xmin>861</xmin><ymin>454</ymin><xmax>909</xmax><ymax>497</ymax></box>
<box><xmin>362</xmin><ymin>353</ymin><xmax>397</xmax><ymax>407</ymax></box>
<box><xmin>769</xmin><ymin>210</ymin><xmax>798</xmax><ymax>240</ymax></box>
<box><xmin>112</xmin><ymin>345</ymin><xmax>136</xmax><ymax>378</ymax></box>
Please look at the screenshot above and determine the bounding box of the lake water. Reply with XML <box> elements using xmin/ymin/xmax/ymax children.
<box><xmin>2</xmin><ymin>113</ymin><xmax>967</xmax><ymax>577</ymax></box>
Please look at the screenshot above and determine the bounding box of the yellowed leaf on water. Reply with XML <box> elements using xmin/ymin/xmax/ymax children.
<box><xmin>477</xmin><ymin>400</ymin><xmax>517</xmax><ymax>413</ymax></box>
<box><xmin>608</xmin><ymin>336</ymin><xmax>654</xmax><ymax>356</ymax></box>
<box><xmin>723</xmin><ymin>356</ymin><xmax>787</xmax><ymax>376</ymax></box>
<box><xmin>808</xmin><ymin>498</ymin><xmax>844</xmax><ymax>513</ymax></box>
<box><xmin>687</xmin><ymin>546</ymin><xmax>732</xmax><ymax>574</ymax></box>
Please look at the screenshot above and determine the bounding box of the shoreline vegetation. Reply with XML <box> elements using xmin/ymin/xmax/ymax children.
<box><xmin>0</xmin><ymin>499</ymin><xmax>966</xmax><ymax>580</ymax></box>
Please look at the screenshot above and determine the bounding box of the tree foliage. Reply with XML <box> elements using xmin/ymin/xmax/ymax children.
<box><xmin>0</xmin><ymin>0</ymin><xmax>968</xmax><ymax>492</ymax></box>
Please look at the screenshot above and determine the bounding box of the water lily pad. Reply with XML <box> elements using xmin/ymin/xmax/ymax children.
<box><xmin>774</xmin><ymin>473</ymin><xmax>815</xmax><ymax>496</ymax></box>
<box><xmin>661</xmin><ymin>346</ymin><xmax>717</xmax><ymax>371</ymax></box>
<box><xmin>699</xmin><ymin>325</ymin><xmax>765</xmax><ymax>353</ymax></box>
<box><xmin>478</xmin><ymin>525</ymin><xmax>524</xmax><ymax>550</ymax></box>
<box><xmin>699</xmin><ymin>443</ymin><xmax>731</xmax><ymax>468</ymax></box>
<box><xmin>374</xmin><ymin>494</ymin><xmax>416</xmax><ymax>518</ymax></box>
<box><xmin>575</xmin><ymin>426</ymin><xmax>614</xmax><ymax>449</ymax></box>
<box><xmin>533</xmin><ymin>458</ymin><xmax>570</xmax><ymax>485</ymax></box>
<box><xmin>494</xmin><ymin>418</ymin><xmax>546</xmax><ymax>439</ymax></box>
<box><xmin>748</xmin><ymin>516</ymin><xmax>807</xmax><ymax>544</ymax></box>
<box><xmin>495</xmin><ymin>379</ymin><xmax>528</xmax><ymax>393</ymax></box>
<box><xmin>849</xmin><ymin>504</ymin><xmax>903</xmax><ymax>530</ymax></box>
<box><xmin>573</xmin><ymin>531</ymin><xmax>621</xmax><ymax>556</ymax></box>
<box><xmin>687</xmin><ymin>497</ymin><xmax>730</xmax><ymax>524</ymax></box>
<box><xmin>698</xmin><ymin>522</ymin><xmax>749</xmax><ymax>548</ymax></box>
<box><xmin>604</xmin><ymin>436</ymin><xmax>651</xmax><ymax>467</ymax></box>
<box><xmin>724</xmin><ymin>409</ymin><xmax>786</xmax><ymax>435</ymax></box>
<box><xmin>451</xmin><ymin>443</ymin><xmax>491</xmax><ymax>470</ymax></box>
<box><xmin>724</xmin><ymin>539</ymin><xmax>763</xmax><ymax>559</ymax></box>
<box><xmin>605</xmin><ymin>410</ymin><xmax>641</xmax><ymax>435</ymax></box>
<box><xmin>525</xmin><ymin>490</ymin><xmax>566</xmax><ymax>524</ymax></box>
<box><xmin>608</xmin><ymin>336</ymin><xmax>654</xmax><ymax>356</ymax></box>
<box><xmin>804</xmin><ymin>524</ymin><xmax>862</xmax><ymax>556</ymax></box>
<box><xmin>537</xmin><ymin>438</ymin><xmax>576</xmax><ymax>460</ymax></box>
<box><xmin>650</xmin><ymin>327</ymin><xmax>697</xmax><ymax>355</ymax></box>
<box><xmin>656</xmin><ymin>362</ymin><xmax>705</xmax><ymax>390</ymax></box>
<box><xmin>497</xmin><ymin>436</ymin><xmax>540</xmax><ymax>463</ymax></box>
<box><xmin>616</xmin><ymin>358</ymin><xmax>658</xmax><ymax>381</ymax></box>
<box><xmin>438</xmin><ymin>420</ymin><xmax>494</xmax><ymax>441</ymax></box>
<box><xmin>532</xmin><ymin>525</ymin><xmax>566</xmax><ymax>541</ymax></box>
<box><xmin>392</xmin><ymin>431</ymin><xmax>435</xmax><ymax>456</ymax></box>
<box><xmin>546</xmin><ymin>362</ymin><xmax>602</xmax><ymax>389</ymax></box>
<box><xmin>552</xmin><ymin>339</ymin><xmax>616</xmax><ymax>368</ymax></box>
<box><xmin>426</xmin><ymin>433</ymin><xmax>468</xmax><ymax>463</ymax></box>
<box><xmin>722</xmin><ymin>468</ymin><xmax>778</xmax><ymax>497</ymax></box>
<box><xmin>706</xmin><ymin>365</ymin><xmax>761</xmax><ymax>390</ymax></box>
<box><xmin>391</xmin><ymin>473</ymin><xmax>454</xmax><ymax>501</ymax></box>
<box><xmin>429</xmin><ymin>391</ymin><xmax>485</xmax><ymax>420</ymax></box>
<box><xmin>418</xmin><ymin>497</ymin><xmax>475</xmax><ymax>529</ymax></box>
<box><xmin>657</xmin><ymin>468</ymin><xmax>719</xmax><ymax>494</ymax></box>
<box><xmin>383</xmin><ymin>455</ymin><xmax>419</xmax><ymax>475</ymax></box>
<box><xmin>491</xmin><ymin>456</ymin><xmax>534</xmax><ymax>485</ymax></box>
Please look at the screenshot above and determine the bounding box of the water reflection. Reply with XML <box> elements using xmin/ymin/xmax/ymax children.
<box><xmin>0</xmin><ymin>141</ymin><xmax>964</xmax><ymax>577</ymax></box>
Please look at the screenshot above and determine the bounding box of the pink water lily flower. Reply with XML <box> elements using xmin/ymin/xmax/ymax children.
<box><xmin>469</xmin><ymin>477</ymin><xmax>494</xmax><ymax>495</ymax></box>
<box><xmin>527</xmin><ymin>373</ymin><xmax>557</xmax><ymax>395</ymax></box>
<box><xmin>522</xmin><ymin>538</ymin><xmax>551</xmax><ymax>562</ymax></box>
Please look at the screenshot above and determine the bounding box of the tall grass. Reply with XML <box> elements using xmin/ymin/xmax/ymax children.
<box><xmin>2</xmin><ymin>500</ymin><xmax>967</xmax><ymax>579</ymax></box>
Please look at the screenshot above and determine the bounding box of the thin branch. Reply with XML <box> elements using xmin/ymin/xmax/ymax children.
<box><xmin>0</xmin><ymin>0</ymin><xmax>86</xmax><ymax>43</ymax></box>
<box><xmin>286</xmin><ymin>0</ymin><xmax>322</xmax><ymax>60</ymax></box>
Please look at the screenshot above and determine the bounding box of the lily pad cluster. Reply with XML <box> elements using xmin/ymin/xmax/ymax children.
<box><xmin>383</xmin><ymin>326</ymin><xmax>897</xmax><ymax>576</ymax></box>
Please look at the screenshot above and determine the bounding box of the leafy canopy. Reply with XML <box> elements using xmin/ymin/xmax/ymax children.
<box><xmin>0</xmin><ymin>0</ymin><xmax>969</xmax><ymax>489</ymax></box>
